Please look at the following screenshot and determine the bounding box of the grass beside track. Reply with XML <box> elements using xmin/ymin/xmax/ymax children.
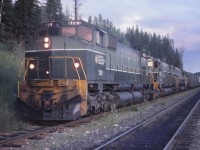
<box><xmin>0</xmin><ymin>51</ymin><xmax>28</xmax><ymax>131</ymax></box>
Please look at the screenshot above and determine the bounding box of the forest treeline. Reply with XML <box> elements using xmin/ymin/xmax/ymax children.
<box><xmin>0</xmin><ymin>0</ymin><xmax>182</xmax><ymax>68</ymax></box>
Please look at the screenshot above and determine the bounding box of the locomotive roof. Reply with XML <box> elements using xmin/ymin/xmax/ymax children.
<box><xmin>38</xmin><ymin>20</ymin><xmax>96</xmax><ymax>30</ymax></box>
<box><xmin>37</xmin><ymin>20</ymin><xmax>115</xmax><ymax>37</ymax></box>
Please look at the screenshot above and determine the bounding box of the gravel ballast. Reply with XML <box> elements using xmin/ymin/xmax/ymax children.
<box><xmin>3</xmin><ymin>88</ymin><xmax>200</xmax><ymax>150</ymax></box>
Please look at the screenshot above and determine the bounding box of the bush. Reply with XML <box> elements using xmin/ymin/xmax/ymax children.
<box><xmin>0</xmin><ymin>52</ymin><xmax>20</xmax><ymax>108</ymax></box>
<box><xmin>0</xmin><ymin>51</ymin><xmax>27</xmax><ymax>131</ymax></box>
<box><xmin>0</xmin><ymin>109</ymin><xmax>27</xmax><ymax>131</ymax></box>
<box><xmin>0</xmin><ymin>40</ymin><xmax>24</xmax><ymax>57</ymax></box>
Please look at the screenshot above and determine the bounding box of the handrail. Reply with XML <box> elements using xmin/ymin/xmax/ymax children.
<box><xmin>74</xmin><ymin>57</ymin><xmax>87</xmax><ymax>80</ymax></box>
<box><xmin>17</xmin><ymin>57</ymin><xmax>36</xmax><ymax>96</ymax></box>
<box><xmin>25</xmin><ymin>57</ymin><xmax>38</xmax><ymax>79</ymax></box>
<box><xmin>18</xmin><ymin>60</ymin><xmax>25</xmax><ymax>97</ymax></box>
<box><xmin>114</xmin><ymin>64</ymin><xmax>145</xmax><ymax>75</ymax></box>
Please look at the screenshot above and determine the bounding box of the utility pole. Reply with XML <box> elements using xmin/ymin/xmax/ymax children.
<box><xmin>0</xmin><ymin>0</ymin><xmax>4</xmax><ymax>40</ymax></box>
<box><xmin>74</xmin><ymin>0</ymin><xmax>77</xmax><ymax>21</ymax></box>
<box><xmin>0</xmin><ymin>0</ymin><xmax>4</xmax><ymax>23</ymax></box>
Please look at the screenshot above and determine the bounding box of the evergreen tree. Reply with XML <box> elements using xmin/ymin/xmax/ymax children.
<box><xmin>40</xmin><ymin>4</ymin><xmax>47</xmax><ymax>22</ymax></box>
<box><xmin>93</xmin><ymin>16</ymin><xmax>98</xmax><ymax>26</ymax></box>
<box><xmin>125</xmin><ymin>27</ymin><xmax>134</xmax><ymax>48</ymax></box>
<box><xmin>0</xmin><ymin>0</ymin><xmax>14</xmax><ymax>41</ymax></box>
<box><xmin>102</xmin><ymin>19</ymin><xmax>106</xmax><ymax>29</ymax></box>
<box><xmin>14</xmin><ymin>0</ymin><xmax>41</xmax><ymax>44</ymax></box>
<box><xmin>88</xmin><ymin>15</ymin><xmax>92</xmax><ymax>24</ymax></box>
<box><xmin>98</xmin><ymin>14</ymin><xmax>103</xmax><ymax>25</ymax></box>
<box><xmin>150</xmin><ymin>33</ymin><xmax>157</xmax><ymax>57</ymax></box>
<box><xmin>63</xmin><ymin>4</ymin><xmax>71</xmax><ymax>21</ymax></box>
<box><xmin>133</xmin><ymin>26</ymin><xmax>139</xmax><ymax>49</ymax></box>
<box><xmin>156</xmin><ymin>35</ymin><xmax>162</xmax><ymax>60</ymax></box>
<box><xmin>46</xmin><ymin>0</ymin><xmax>63</xmax><ymax>21</ymax></box>
<box><xmin>142</xmin><ymin>31</ymin><xmax>150</xmax><ymax>53</ymax></box>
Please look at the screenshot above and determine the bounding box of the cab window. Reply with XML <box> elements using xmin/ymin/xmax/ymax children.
<box><xmin>38</xmin><ymin>22</ymin><xmax>61</xmax><ymax>37</ymax></box>
<box><xmin>62</xmin><ymin>27</ymin><xmax>76</xmax><ymax>36</ymax></box>
<box><xmin>78</xmin><ymin>26</ymin><xmax>92</xmax><ymax>41</ymax></box>
<box><xmin>96</xmin><ymin>30</ymin><xmax>103</xmax><ymax>46</ymax></box>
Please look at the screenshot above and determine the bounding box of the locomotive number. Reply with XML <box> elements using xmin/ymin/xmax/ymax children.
<box><xmin>95</xmin><ymin>54</ymin><xmax>105</xmax><ymax>65</ymax></box>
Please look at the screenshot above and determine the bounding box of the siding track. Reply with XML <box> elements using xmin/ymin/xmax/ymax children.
<box><xmin>95</xmin><ymin>90</ymin><xmax>200</xmax><ymax>150</ymax></box>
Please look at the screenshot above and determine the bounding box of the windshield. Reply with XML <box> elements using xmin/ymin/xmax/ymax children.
<box><xmin>61</xmin><ymin>25</ymin><xmax>93</xmax><ymax>42</ymax></box>
<box><xmin>77</xmin><ymin>26</ymin><xmax>92</xmax><ymax>41</ymax></box>
<box><xmin>62</xmin><ymin>27</ymin><xmax>76</xmax><ymax>36</ymax></box>
<box><xmin>38</xmin><ymin>22</ymin><xmax>61</xmax><ymax>37</ymax></box>
<box><xmin>39</xmin><ymin>28</ymin><xmax>61</xmax><ymax>37</ymax></box>
<box><xmin>37</xmin><ymin>20</ymin><xmax>93</xmax><ymax>42</ymax></box>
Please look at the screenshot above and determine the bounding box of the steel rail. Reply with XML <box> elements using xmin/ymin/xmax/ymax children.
<box><xmin>163</xmin><ymin>98</ymin><xmax>200</xmax><ymax>150</ymax></box>
<box><xmin>94</xmin><ymin>89</ymin><xmax>200</xmax><ymax>150</ymax></box>
<box><xmin>1</xmin><ymin>89</ymin><xmax>199</xmax><ymax>148</ymax></box>
<box><xmin>0</xmin><ymin>113</ymin><xmax>103</xmax><ymax>148</ymax></box>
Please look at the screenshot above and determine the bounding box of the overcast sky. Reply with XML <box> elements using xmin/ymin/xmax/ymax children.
<box><xmin>61</xmin><ymin>0</ymin><xmax>200</xmax><ymax>73</ymax></box>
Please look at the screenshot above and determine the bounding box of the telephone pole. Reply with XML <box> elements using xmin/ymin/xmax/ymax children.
<box><xmin>74</xmin><ymin>0</ymin><xmax>77</xmax><ymax>21</ymax></box>
<box><xmin>0</xmin><ymin>0</ymin><xmax>4</xmax><ymax>23</ymax></box>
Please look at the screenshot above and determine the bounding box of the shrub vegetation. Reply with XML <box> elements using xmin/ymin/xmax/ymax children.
<box><xmin>0</xmin><ymin>50</ymin><xmax>27</xmax><ymax>131</ymax></box>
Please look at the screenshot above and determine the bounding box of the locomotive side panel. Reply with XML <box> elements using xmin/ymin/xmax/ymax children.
<box><xmin>114</xmin><ymin>43</ymin><xmax>141</xmax><ymax>84</ymax></box>
<box><xmin>86</xmin><ymin>51</ymin><xmax>107</xmax><ymax>81</ymax></box>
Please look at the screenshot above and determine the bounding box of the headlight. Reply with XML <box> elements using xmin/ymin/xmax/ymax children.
<box><xmin>46</xmin><ymin>70</ymin><xmax>49</xmax><ymax>74</ymax></box>
<box><xmin>74</xmin><ymin>62</ymin><xmax>80</xmax><ymax>69</ymax></box>
<box><xmin>44</xmin><ymin>37</ymin><xmax>50</xmax><ymax>48</ymax></box>
<box><xmin>44</xmin><ymin>37</ymin><xmax>49</xmax><ymax>42</ymax></box>
<box><xmin>29</xmin><ymin>64</ymin><xmax>35</xmax><ymax>69</ymax></box>
<box><xmin>148</xmin><ymin>59</ymin><xmax>154</xmax><ymax>67</ymax></box>
<box><xmin>44</xmin><ymin>43</ymin><xmax>50</xmax><ymax>48</ymax></box>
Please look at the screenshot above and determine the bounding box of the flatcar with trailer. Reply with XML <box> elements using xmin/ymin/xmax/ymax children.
<box><xmin>16</xmin><ymin>20</ymin><xmax>200</xmax><ymax>121</ymax></box>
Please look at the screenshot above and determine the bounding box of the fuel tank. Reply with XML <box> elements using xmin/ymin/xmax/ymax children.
<box><xmin>112</xmin><ymin>92</ymin><xmax>133</xmax><ymax>108</ymax></box>
<box><xmin>131</xmin><ymin>91</ymin><xmax>143</xmax><ymax>104</ymax></box>
<box><xmin>160</xmin><ymin>88</ymin><xmax>173</xmax><ymax>96</ymax></box>
<box><xmin>112</xmin><ymin>91</ymin><xmax>143</xmax><ymax>108</ymax></box>
<box><xmin>133</xmin><ymin>84</ymin><xmax>143</xmax><ymax>91</ymax></box>
<box><xmin>114</xmin><ymin>84</ymin><xmax>131</xmax><ymax>91</ymax></box>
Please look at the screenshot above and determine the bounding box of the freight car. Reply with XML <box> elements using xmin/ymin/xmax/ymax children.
<box><xmin>16</xmin><ymin>20</ymin><xmax>200</xmax><ymax>120</ymax></box>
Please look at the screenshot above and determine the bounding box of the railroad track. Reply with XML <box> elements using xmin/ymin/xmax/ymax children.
<box><xmin>0</xmin><ymin>114</ymin><xmax>102</xmax><ymax>149</ymax></box>
<box><xmin>166</xmin><ymin>94</ymin><xmax>200</xmax><ymax>149</ymax></box>
<box><xmin>0</xmin><ymin>89</ymin><xmax>199</xmax><ymax>149</ymax></box>
<box><xmin>94</xmin><ymin>90</ymin><xmax>200</xmax><ymax>150</ymax></box>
